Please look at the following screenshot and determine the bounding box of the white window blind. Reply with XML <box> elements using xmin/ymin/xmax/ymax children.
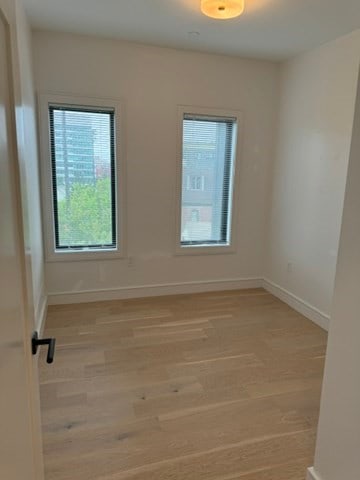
<box><xmin>180</xmin><ymin>113</ymin><xmax>237</xmax><ymax>246</ymax></box>
<box><xmin>49</xmin><ymin>105</ymin><xmax>116</xmax><ymax>251</ymax></box>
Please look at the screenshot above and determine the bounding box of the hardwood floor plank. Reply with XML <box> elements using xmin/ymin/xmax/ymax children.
<box><xmin>40</xmin><ymin>289</ymin><xmax>326</xmax><ymax>480</ymax></box>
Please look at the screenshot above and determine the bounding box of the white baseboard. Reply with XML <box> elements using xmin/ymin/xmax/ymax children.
<box><xmin>47</xmin><ymin>277</ymin><xmax>330</xmax><ymax>332</ymax></box>
<box><xmin>307</xmin><ymin>467</ymin><xmax>323</xmax><ymax>480</ymax></box>
<box><xmin>48</xmin><ymin>277</ymin><xmax>263</xmax><ymax>305</ymax></box>
<box><xmin>263</xmin><ymin>278</ymin><xmax>330</xmax><ymax>331</ymax></box>
<box><xmin>35</xmin><ymin>293</ymin><xmax>48</xmax><ymax>335</ymax></box>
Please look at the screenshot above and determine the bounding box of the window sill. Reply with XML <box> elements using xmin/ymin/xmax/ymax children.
<box><xmin>174</xmin><ymin>244</ymin><xmax>236</xmax><ymax>256</ymax></box>
<box><xmin>45</xmin><ymin>248</ymin><xmax>124</xmax><ymax>263</ymax></box>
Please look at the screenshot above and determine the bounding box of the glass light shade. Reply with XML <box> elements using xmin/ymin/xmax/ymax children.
<box><xmin>201</xmin><ymin>0</ymin><xmax>245</xmax><ymax>19</ymax></box>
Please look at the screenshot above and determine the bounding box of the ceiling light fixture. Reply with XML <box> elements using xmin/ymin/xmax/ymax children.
<box><xmin>201</xmin><ymin>0</ymin><xmax>245</xmax><ymax>19</ymax></box>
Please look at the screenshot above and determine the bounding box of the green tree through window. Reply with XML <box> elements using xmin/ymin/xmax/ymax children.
<box><xmin>57</xmin><ymin>178</ymin><xmax>112</xmax><ymax>247</ymax></box>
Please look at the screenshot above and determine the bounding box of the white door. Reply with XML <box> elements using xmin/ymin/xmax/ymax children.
<box><xmin>0</xmin><ymin>7</ymin><xmax>44</xmax><ymax>480</ymax></box>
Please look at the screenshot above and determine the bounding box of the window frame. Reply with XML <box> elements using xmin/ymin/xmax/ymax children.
<box><xmin>38</xmin><ymin>93</ymin><xmax>126</xmax><ymax>262</ymax></box>
<box><xmin>175</xmin><ymin>105</ymin><xmax>242</xmax><ymax>256</ymax></box>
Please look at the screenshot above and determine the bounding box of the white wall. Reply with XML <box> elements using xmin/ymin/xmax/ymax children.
<box><xmin>309</xmin><ymin>67</ymin><xmax>360</xmax><ymax>480</ymax></box>
<box><xmin>32</xmin><ymin>30</ymin><xmax>280</xmax><ymax>303</ymax></box>
<box><xmin>265</xmin><ymin>30</ymin><xmax>360</xmax><ymax>322</ymax></box>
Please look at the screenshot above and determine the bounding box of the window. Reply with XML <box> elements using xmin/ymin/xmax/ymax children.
<box><xmin>177</xmin><ymin>107</ymin><xmax>240</xmax><ymax>252</ymax></box>
<box><xmin>186</xmin><ymin>175</ymin><xmax>205</xmax><ymax>191</ymax></box>
<box><xmin>39</xmin><ymin>94</ymin><xmax>125</xmax><ymax>261</ymax></box>
<box><xmin>191</xmin><ymin>209</ymin><xmax>201</xmax><ymax>222</ymax></box>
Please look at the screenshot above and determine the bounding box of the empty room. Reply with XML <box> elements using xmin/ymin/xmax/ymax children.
<box><xmin>1</xmin><ymin>1</ymin><xmax>360</xmax><ymax>479</ymax></box>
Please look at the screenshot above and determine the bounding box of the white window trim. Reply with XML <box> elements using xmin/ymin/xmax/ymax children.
<box><xmin>38</xmin><ymin>92</ymin><xmax>127</xmax><ymax>262</ymax></box>
<box><xmin>175</xmin><ymin>105</ymin><xmax>243</xmax><ymax>256</ymax></box>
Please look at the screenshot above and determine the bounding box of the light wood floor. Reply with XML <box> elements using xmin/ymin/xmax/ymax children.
<box><xmin>39</xmin><ymin>288</ymin><xmax>327</xmax><ymax>480</ymax></box>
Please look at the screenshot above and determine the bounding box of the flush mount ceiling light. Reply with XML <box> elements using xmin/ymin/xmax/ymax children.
<box><xmin>201</xmin><ymin>0</ymin><xmax>245</xmax><ymax>19</ymax></box>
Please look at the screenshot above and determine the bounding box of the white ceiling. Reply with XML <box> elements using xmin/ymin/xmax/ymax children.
<box><xmin>23</xmin><ymin>0</ymin><xmax>360</xmax><ymax>61</ymax></box>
